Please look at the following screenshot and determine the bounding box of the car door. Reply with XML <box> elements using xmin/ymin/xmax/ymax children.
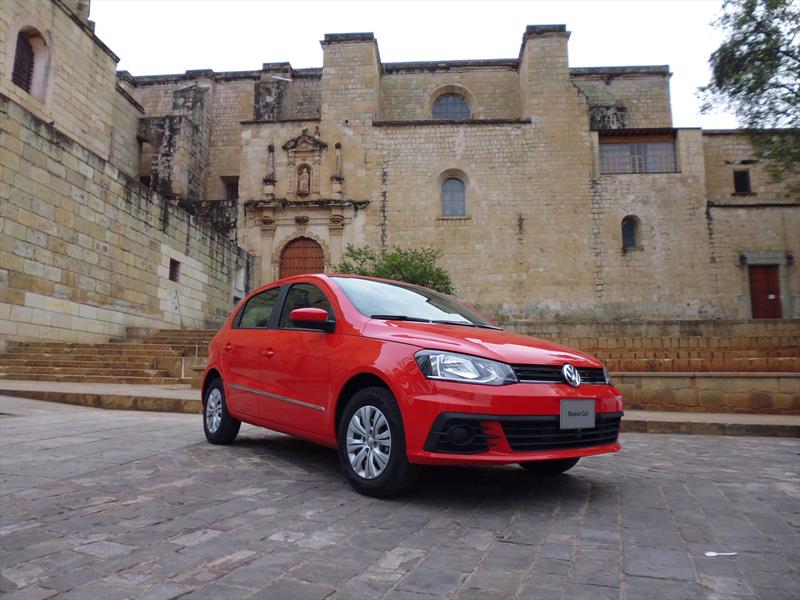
<box><xmin>258</xmin><ymin>282</ymin><xmax>340</xmax><ymax>434</ymax></box>
<box><xmin>221</xmin><ymin>286</ymin><xmax>281</xmax><ymax>419</ymax></box>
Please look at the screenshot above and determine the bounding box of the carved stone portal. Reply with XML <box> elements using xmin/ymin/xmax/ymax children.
<box><xmin>282</xmin><ymin>128</ymin><xmax>328</xmax><ymax>200</ymax></box>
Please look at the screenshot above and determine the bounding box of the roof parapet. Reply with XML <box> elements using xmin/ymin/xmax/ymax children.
<box><xmin>321</xmin><ymin>32</ymin><xmax>375</xmax><ymax>45</ymax></box>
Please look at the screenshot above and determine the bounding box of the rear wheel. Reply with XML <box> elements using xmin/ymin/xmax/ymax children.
<box><xmin>519</xmin><ymin>457</ymin><xmax>580</xmax><ymax>475</ymax></box>
<box><xmin>203</xmin><ymin>378</ymin><xmax>240</xmax><ymax>444</ymax></box>
<box><xmin>337</xmin><ymin>386</ymin><xmax>419</xmax><ymax>498</ymax></box>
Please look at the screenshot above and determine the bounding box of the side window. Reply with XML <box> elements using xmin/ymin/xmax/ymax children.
<box><xmin>236</xmin><ymin>287</ymin><xmax>280</xmax><ymax>328</ymax></box>
<box><xmin>279</xmin><ymin>283</ymin><xmax>333</xmax><ymax>329</ymax></box>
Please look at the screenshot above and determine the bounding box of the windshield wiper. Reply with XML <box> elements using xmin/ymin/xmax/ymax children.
<box><xmin>370</xmin><ymin>315</ymin><xmax>502</xmax><ymax>330</ymax></box>
<box><xmin>370</xmin><ymin>314</ymin><xmax>433</xmax><ymax>323</ymax></box>
<box><xmin>430</xmin><ymin>320</ymin><xmax>503</xmax><ymax>330</ymax></box>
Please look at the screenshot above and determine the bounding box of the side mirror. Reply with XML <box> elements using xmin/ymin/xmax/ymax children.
<box><xmin>290</xmin><ymin>307</ymin><xmax>335</xmax><ymax>333</ymax></box>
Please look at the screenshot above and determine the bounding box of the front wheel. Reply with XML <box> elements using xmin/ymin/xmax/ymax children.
<box><xmin>519</xmin><ymin>457</ymin><xmax>580</xmax><ymax>475</ymax></box>
<box><xmin>203</xmin><ymin>378</ymin><xmax>240</xmax><ymax>444</ymax></box>
<box><xmin>337</xmin><ymin>386</ymin><xmax>419</xmax><ymax>498</ymax></box>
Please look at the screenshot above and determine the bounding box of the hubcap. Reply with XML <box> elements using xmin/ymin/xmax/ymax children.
<box><xmin>346</xmin><ymin>405</ymin><xmax>391</xmax><ymax>479</ymax></box>
<box><xmin>206</xmin><ymin>388</ymin><xmax>223</xmax><ymax>433</ymax></box>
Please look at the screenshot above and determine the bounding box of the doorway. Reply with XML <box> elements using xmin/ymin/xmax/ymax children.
<box><xmin>279</xmin><ymin>237</ymin><xmax>324</xmax><ymax>279</ymax></box>
<box><xmin>748</xmin><ymin>265</ymin><xmax>782</xmax><ymax>319</ymax></box>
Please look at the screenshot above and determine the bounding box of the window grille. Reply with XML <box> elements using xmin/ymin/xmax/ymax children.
<box><xmin>442</xmin><ymin>178</ymin><xmax>465</xmax><ymax>217</ymax></box>
<box><xmin>600</xmin><ymin>142</ymin><xmax>676</xmax><ymax>173</ymax></box>
<box><xmin>432</xmin><ymin>94</ymin><xmax>470</xmax><ymax>120</ymax></box>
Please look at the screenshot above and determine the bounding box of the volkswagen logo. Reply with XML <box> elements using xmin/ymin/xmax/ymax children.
<box><xmin>562</xmin><ymin>363</ymin><xmax>581</xmax><ymax>387</ymax></box>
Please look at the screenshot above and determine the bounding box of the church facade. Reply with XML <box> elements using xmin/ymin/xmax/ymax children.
<box><xmin>1</xmin><ymin>0</ymin><xmax>797</xmax><ymax>348</ymax></box>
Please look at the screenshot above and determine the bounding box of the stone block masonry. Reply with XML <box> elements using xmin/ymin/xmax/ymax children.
<box><xmin>0</xmin><ymin>94</ymin><xmax>253</xmax><ymax>348</ymax></box>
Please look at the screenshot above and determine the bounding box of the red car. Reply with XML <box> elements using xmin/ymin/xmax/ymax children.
<box><xmin>202</xmin><ymin>275</ymin><xmax>623</xmax><ymax>497</ymax></box>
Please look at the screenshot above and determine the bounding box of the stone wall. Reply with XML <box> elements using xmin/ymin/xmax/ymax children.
<box><xmin>615</xmin><ymin>373</ymin><xmax>799</xmax><ymax>415</ymax></box>
<box><xmin>0</xmin><ymin>94</ymin><xmax>253</xmax><ymax>346</ymax></box>
<box><xmin>0</xmin><ymin>0</ymin><xmax>119</xmax><ymax>159</ymax></box>
<box><xmin>380</xmin><ymin>64</ymin><xmax>520</xmax><ymax>121</ymax></box>
<box><xmin>591</xmin><ymin>129</ymin><xmax>720</xmax><ymax>319</ymax></box>
<box><xmin>572</xmin><ymin>68</ymin><xmax>673</xmax><ymax>128</ymax></box>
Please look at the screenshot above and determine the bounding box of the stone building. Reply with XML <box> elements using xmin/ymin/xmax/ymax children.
<box><xmin>1</xmin><ymin>0</ymin><xmax>798</xmax><ymax>349</ymax></box>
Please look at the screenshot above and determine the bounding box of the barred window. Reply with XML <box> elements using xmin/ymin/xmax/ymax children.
<box><xmin>441</xmin><ymin>178</ymin><xmax>465</xmax><ymax>217</ymax></box>
<box><xmin>433</xmin><ymin>94</ymin><xmax>470</xmax><ymax>120</ymax></box>
<box><xmin>600</xmin><ymin>142</ymin><xmax>677</xmax><ymax>174</ymax></box>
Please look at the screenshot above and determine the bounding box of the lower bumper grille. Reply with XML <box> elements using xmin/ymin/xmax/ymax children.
<box><xmin>501</xmin><ymin>413</ymin><xmax>622</xmax><ymax>452</ymax></box>
<box><xmin>425</xmin><ymin>412</ymin><xmax>622</xmax><ymax>454</ymax></box>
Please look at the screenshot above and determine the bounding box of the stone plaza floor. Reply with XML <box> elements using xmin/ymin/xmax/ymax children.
<box><xmin>0</xmin><ymin>395</ymin><xmax>798</xmax><ymax>599</ymax></box>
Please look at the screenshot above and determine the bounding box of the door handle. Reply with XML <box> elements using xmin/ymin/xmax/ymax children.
<box><xmin>262</xmin><ymin>348</ymin><xmax>275</xmax><ymax>359</ymax></box>
<box><xmin>223</xmin><ymin>343</ymin><xmax>232</xmax><ymax>352</ymax></box>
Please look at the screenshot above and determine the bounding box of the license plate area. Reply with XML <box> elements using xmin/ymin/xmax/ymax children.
<box><xmin>560</xmin><ymin>399</ymin><xmax>595</xmax><ymax>430</ymax></box>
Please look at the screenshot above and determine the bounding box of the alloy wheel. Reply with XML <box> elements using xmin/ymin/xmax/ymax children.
<box><xmin>206</xmin><ymin>388</ymin><xmax>223</xmax><ymax>433</ymax></box>
<box><xmin>346</xmin><ymin>405</ymin><xmax>392</xmax><ymax>479</ymax></box>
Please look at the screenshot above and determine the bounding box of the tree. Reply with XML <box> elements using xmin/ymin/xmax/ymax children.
<box><xmin>332</xmin><ymin>245</ymin><xmax>455</xmax><ymax>294</ymax></box>
<box><xmin>700</xmin><ymin>0</ymin><xmax>800</xmax><ymax>193</ymax></box>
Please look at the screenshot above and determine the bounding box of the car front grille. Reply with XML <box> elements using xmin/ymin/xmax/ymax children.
<box><xmin>500</xmin><ymin>412</ymin><xmax>622</xmax><ymax>452</ymax></box>
<box><xmin>512</xmin><ymin>365</ymin><xmax>608</xmax><ymax>385</ymax></box>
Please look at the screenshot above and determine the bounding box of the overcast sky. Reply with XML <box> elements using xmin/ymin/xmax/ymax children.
<box><xmin>90</xmin><ymin>0</ymin><xmax>738</xmax><ymax>129</ymax></box>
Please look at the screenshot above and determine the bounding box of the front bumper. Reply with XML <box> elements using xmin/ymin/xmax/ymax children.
<box><xmin>402</xmin><ymin>379</ymin><xmax>624</xmax><ymax>466</ymax></box>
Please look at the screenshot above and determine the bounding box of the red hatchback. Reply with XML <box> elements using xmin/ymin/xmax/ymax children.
<box><xmin>202</xmin><ymin>275</ymin><xmax>623</xmax><ymax>497</ymax></box>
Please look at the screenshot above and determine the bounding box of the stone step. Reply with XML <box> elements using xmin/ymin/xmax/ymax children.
<box><xmin>594</xmin><ymin>348</ymin><xmax>800</xmax><ymax>359</ymax></box>
<box><xmin>0</xmin><ymin>358</ymin><xmax>158</xmax><ymax>368</ymax></box>
<box><xmin>604</xmin><ymin>357</ymin><xmax>800</xmax><ymax>372</ymax></box>
<box><xmin>4</xmin><ymin>348</ymin><xmax>179</xmax><ymax>357</ymax></box>
<box><xmin>559</xmin><ymin>336</ymin><xmax>800</xmax><ymax>350</ymax></box>
<box><xmin>0</xmin><ymin>365</ymin><xmax>170</xmax><ymax>377</ymax></box>
<box><xmin>13</xmin><ymin>343</ymin><xmax>176</xmax><ymax>351</ymax></box>
<box><xmin>0</xmin><ymin>373</ymin><xmax>184</xmax><ymax>384</ymax></box>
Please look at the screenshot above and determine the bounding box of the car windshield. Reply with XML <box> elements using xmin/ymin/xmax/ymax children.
<box><xmin>331</xmin><ymin>277</ymin><xmax>499</xmax><ymax>329</ymax></box>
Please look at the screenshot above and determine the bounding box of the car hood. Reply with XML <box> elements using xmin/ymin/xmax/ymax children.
<box><xmin>362</xmin><ymin>320</ymin><xmax>603</xmax><ymax>367</ymax></box>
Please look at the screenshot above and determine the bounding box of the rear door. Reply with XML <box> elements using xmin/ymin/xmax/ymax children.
<box><xmin>222</xmin><ymin>286</ymin><xmax>281</xmax><ymax>418</ymax></box>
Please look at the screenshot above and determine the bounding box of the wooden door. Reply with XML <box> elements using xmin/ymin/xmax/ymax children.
<box><xmin>279</xmin><ymin>237</ymin><xmax>324</xmax><ymax>279</ymax></box>
<box><xmin>749</xmin><ymin>265</ymin><xmax>782</xmax><ymax>319</ymax></box>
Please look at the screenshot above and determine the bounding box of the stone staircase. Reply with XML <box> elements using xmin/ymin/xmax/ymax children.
<box><xmin>0</xmin><ymin>329</ymin><xmax>796</xmax><ymax>415</ymax></box>
<box><xmin>0</xmin><ymin>329</ymin><xmax>218</xmax><ymax>384</ymax></box>
<box><xmin>557</xmin><ymin>335</ymin><xmax>800</xmax><ymax>373</ymax></box>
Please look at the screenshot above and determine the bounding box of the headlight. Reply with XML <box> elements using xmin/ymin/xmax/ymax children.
<box><xmin>415</xmin><ymin>350</ymin><xmax>518</xmax><ymax>386</ymax></box>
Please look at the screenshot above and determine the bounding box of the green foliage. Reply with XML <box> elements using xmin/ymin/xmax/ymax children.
<box><xmin>700</xmin><ymin>0</ymin><xmax>800</xmax><ymax>194</ymax></box>
<box><xmin>332</xmin><ymin>244</ymin><xmax>455</xmax><ymax>294</ymax></box>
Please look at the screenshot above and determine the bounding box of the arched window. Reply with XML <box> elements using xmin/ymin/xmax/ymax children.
<box><xmin>11</xmin><ymin>27</ymin><xmax>50</xmax><ymax>101</ymax></box>
<box><xmin>621</xmin><ymin>216</ymin><xmax>640</xmax><ymax>250</ymax></box>
<box><xmin>432</xmin><ymin>94</ymin><xmax>470</xmax><ymax>120</ymax></box>
<box><xmin>442</xmin><ymin>178</ymin><xmax>465</xmax><ymax>217</ymax></box>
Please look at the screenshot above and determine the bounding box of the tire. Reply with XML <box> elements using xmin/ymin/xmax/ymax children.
<box><xmin>337</xmin><ymin>386</ymin><xmax>420</xmax><ymax>498</ymax></box>
<box><xmin>519</xmin><ymin>457</ymin><xmax>580</xmax><ymax>476</ymax></box>
<box><xmin>203</xmin><ymin>378</ymin><xmax>240</xmax><ymax>445</ymax></box>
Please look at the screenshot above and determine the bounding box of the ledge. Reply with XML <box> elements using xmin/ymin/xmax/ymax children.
<box><xmin>707</xmin><ymin>201</ymin><xmax>799</xmax><ymax>209</ymax></box>
<box><xmin>241</xmin><ymin>117</ymin><xmax>321</xmax><ymax>125</ymax></box>
<box><xmin>373</xmin><ymin>118</ymin><xmax>529</xmax><ymax>127</ymax></box>
<box><xmin>244</xmin><ymin>198</ymin><xmax>370</xmax><ymax>210</ymax></box>
<box><xmin>571</xmin><ymin>65</ymin><xmax>671</xmax><ymax>77</ymax></box>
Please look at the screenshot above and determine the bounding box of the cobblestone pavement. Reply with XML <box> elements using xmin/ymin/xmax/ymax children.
<box><xmin>1</xmin><ymin>396</ymin><xmax>798</xmax><ymax>600</ymax></box>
